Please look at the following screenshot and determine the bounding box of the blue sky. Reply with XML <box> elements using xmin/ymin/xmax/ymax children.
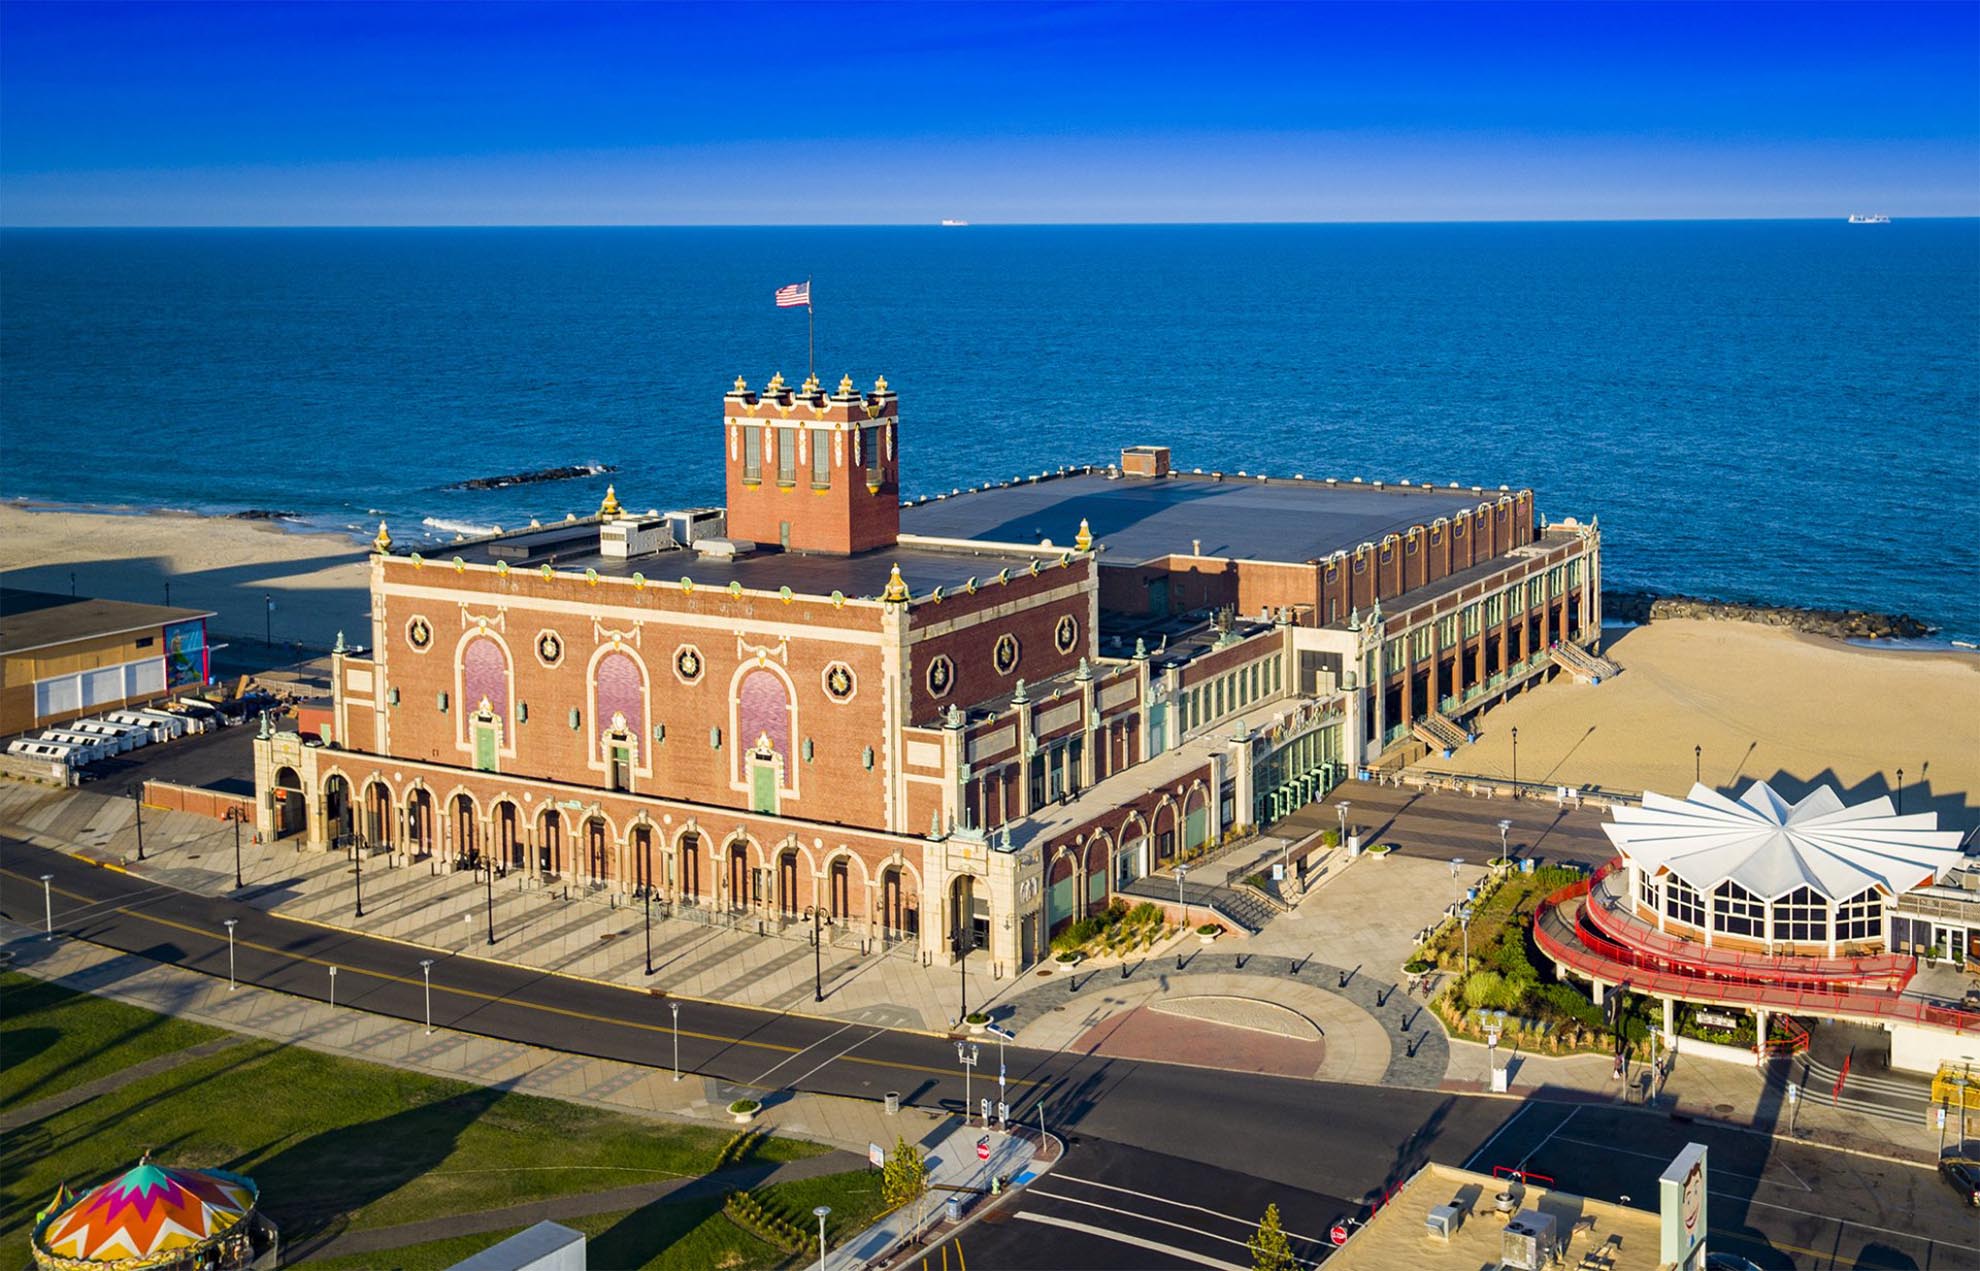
<box><xmin>2</xmin><ymin>1</ymin><xmax>1975</xmax><ymax>225</ymax></box>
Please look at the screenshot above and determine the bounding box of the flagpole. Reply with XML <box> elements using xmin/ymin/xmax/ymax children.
<box><xmin>806</xmin><ymin>277</ymin><xmax>814</xmax><ymax>382</ymax></box>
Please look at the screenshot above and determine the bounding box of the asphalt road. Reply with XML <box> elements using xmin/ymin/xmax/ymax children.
<box><xmin>7</xmin><ymin>835</ymin><xmax>1976</xmax><ymax>1270</ymax></box>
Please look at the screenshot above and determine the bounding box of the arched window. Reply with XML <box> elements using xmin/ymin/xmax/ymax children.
<box><xmin>1712</xmin><ymin>880</ymin><xmax>1764</xmax><ymax>938</ymax></box>
<box><xmin>737</xmin><ymin>668</ymin><xmax>792</xmax><ymax>758</ymax></box>
<box><xmin>460</xmin><ymin>635</ymin><xmax>511</xmax><ymax>755</ymax></box>
<box><xmin>592</xmin><ymin>649</ymin><xmax>647</xmax><ymax>765</ymax></box>
<box><xmin>1770</xmin><ymin>887</ymin><xmax>1827</xmax><ymax>945</ymax></box>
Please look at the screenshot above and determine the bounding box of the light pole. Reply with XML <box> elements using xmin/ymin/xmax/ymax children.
<box><xmin>806</xmin><ymin>905</ymin><xmax>826</xmax><ymax>1002</ymax></box>
<box><xmin>41</xmin><ymin>873</ymin><xmax>54</xmax><ymax>940</ymax></box>
<box><xmin>1177</xmin><ymin>863</ymin><xmax>1190</xmax><ymax>930</ymax></box>
<box><xmin>1897</xmin><ymin>767</ymin><xmax>1906</xmax><ymax>814</ymax></box>
<box><xmin>1336</xmin><ymin>800</ymin><xmax>1351</xmax><ymax>846</ymax></box>
<box><xmin>132</xmin><ymin>788</ymin><xmax>146</xmax><ymax>861</ymax></box>
<box><xmin>813</xmin><ymin>1205</ymin><xmax>831</xmax><ymax>1271</ymax></box>
<box><xmin>486</xmin><ymin>857</ymin><xmax>497</xmax><ymax>946</ymax></box>
<box><xmin>1496</xmin><ymin>819</ymin><xmax>1512</xmax><ymax>870</ymax></box>
<box><xmin>223</xmin><ymin>918</ymin><xmax>238</xmax><ymax>989</ymax></box>
<box><xmin>1693</xmin><ymin>744</ymin><xmax>1701</xmax><ymax>787</ymax></box>
<box><xmin>353</xmin><ymin>840</ymin><xmax>365</xmax><ymax>918</ymax></box>
<box><xmin>230</xmin><ymin>808</ymin><xmax>245</xmax><ymax>890</ymax></box>
<box><xmin>328</xmin><ymin>965</ymin><xmax>337</xmax><ymax>1008</ymax></box>
<box><xmin>988</xmin><ymin>1023</ymin><xmax>1015</xmax><ymax>1123</ymax></box>
<box><xmin>1459</xmin><ymin>905</ymin><xmax>1474</xmax><ymax>973</ymax></box>
<box><xmin>956</xmin><ymin>1041</ymin><xmax>980</xmax><ymax>1123</ymax></box>
<box><xmin>1510</xmin><ymin>726</ymin><xmax>1519</xmax><ymax>799</ymax></box>
<box><xmin>956</xmin><ymin>924</ymin><xmax>973</xmax><ymax>1025</ymax></box>
<box><xmin>671</xmin><ymin>1001</ymin><xmax>682</xmax><ymax>1081</ymax></box>
<box><xmin>419</xmin><ymin>958</ymin><xmax>434</xmax><ymax>1034</ymax></box>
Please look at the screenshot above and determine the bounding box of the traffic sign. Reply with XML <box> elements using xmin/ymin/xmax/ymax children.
<box><xmin>977</xmin><ymin>1136</ymin><xmax>992</xmax><ymax>1161</ymax></box>
<box><xmin>1786</xmin><ymin>1082</ymin><xmax>1799</xmax><ymax>1104</ymax></box>
<box><xmin>1330</xmin><ymin>1223</ymin><xmax>1349</xmax><ymax>1246</ymax></box>
<box><xmin>1939</xmin><ymin>1105</ymin><xmax>1948</xmax><ymax>1129</ymax></box>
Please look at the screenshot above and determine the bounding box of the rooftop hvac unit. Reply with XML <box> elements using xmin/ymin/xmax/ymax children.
<box><xmin>600</xmin><ymin>516</ymin><xmax>673</xmax><ymax>560</ymax></box>
<box><xmin>1425</xmin><ymin>1201</ymin><xmax>1464</xmax><ymax>1240</ymax></box>
<box><xmin>665</xmin><ymin>507</ymin><xmax>725</xmax><ymax>547</ymax></box>
<box><xmin>1501</xmin><ymin>1210</ymin><xmax>1558</xmax><ymax>1270</ymax></box>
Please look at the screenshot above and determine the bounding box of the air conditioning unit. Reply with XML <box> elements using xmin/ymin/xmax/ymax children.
<box><xmin>1425</xmin><ymin>1201</ymin><xmax>1464</xmax><ymax>1241</ymax></box>
<box><xmin>666</xmin><ymin>507</ymin><xmax>726</xmax><ymax>547</ymax></box>
<box><xmin>1501</xmin><ymin>1210</ymin><xmax>1557</xmax><ymax>1270</ymax></box>
<box><xmin>600</xmin><ymin>516</ymin><xmax>672</xmax><ymax>559</ymax></box>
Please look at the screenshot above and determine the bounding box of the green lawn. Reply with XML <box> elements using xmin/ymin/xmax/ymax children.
<box><xmin>0</xmin><ymin>973</ymin><xmax>839</xmax><ymax>1262</ymax></box>
<box><xmin>0</xmin><ymin>971</ymin><xmax>222</xmax><ymax>1109</ymax></box>
<box><xmin>303</xmin><ymin>1170</ymin><xmax>891</xmax><ymax>1271</ymax></box>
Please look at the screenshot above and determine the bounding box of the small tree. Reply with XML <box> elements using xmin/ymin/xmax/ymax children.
<box><xmin>1249</xmin><ymin>1202</ymin><xmax>1297</xmax><ymax>1271</ymax></box>
<box><xmin>882</xmin><ymin>1132</ymin><xmax>928</xmax><ymax>1210</ymax></box>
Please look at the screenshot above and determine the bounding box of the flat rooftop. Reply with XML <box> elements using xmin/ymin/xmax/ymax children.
<box><xmin>900</xmin><ymin>469</ymin><xmax>1502</xmax><ymax>566</ymax></box>
<box><xmin>441</xmin><ymin>524</ymin><xmax>1049</xmax><ymax>602</ymax></box>
<box><xmin>1325</xmin><ymin>1163</ymin><xmax>1664</xmax><ymax>1271</ymax></box>
<box><xmin>0</xmin><ymin>588</ymin><xmax>214</xmax><ymax>656</ymax></box>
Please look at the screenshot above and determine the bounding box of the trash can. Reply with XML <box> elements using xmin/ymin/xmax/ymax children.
<box><xmin>884</xmin><ymin>1091</ymin><xmax>900</xmax><ymax>1115</ymax></box>
<box><xmin>1521</xmin><ymin>857</ymin><xmax>1536</xmax><ymax>875</ymax></box>
<box><xmin>944</xmin><ymin>1195</ymin><xmax>963</xmax><ymax>1223</ymax></box>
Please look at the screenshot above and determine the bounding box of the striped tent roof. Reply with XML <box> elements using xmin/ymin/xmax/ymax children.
<box><xmin>36</xmin><ymin>1159</ymin><xmax>255</xmax><ymax>1266</ymax></box>
<box><xmin>1602</xmin><ymin>780</ymin><xmax>1966</xmax><ymax>903</ymax></box>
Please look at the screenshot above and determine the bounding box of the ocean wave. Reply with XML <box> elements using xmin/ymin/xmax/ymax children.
<box><xmin>421</xmin><ymin>516</ymin><xmax>502</xmax><ymax>538</ymax></box>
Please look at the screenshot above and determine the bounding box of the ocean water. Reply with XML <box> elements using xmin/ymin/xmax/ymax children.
<box><xmin>2</xmin><ymin>223</ymin><xmax>1976</xmax><ymax>637</ymax></box>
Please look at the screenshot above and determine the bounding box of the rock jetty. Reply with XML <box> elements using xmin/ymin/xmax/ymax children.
<box><xmin>444</xmin><ymin>464</ymin><xmax>616</xmax><ymax>492</ymax></box>
<box><xmin>1602</xmin><ymin>590</ymin><xmax>1931</xmax><ymax>640</ymax></box>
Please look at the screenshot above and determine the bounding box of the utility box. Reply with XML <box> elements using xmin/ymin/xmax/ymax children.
<box><xmin>599</xmin><ymin>517</ymin><xmax>672</xmax><ymax>559</ymax></box>
<box><xmin>1425</xmin><ymin>1201</ymin><xmax>1464</xmax><ymax>1241</ymax></box>
<box><xmin>1502</xmin><ymin>1209</ymin><xmax>1558</xmax><ymax>1270</ymax></box>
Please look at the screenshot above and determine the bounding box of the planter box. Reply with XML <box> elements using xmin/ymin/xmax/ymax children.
<box><xmin>967</xmin><ymin>1018</ymin><xmax>988</xmax><ymax>1035</ymax></box>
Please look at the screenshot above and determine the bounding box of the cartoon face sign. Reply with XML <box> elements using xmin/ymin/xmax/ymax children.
<box><xmin>674</xmin><ymin>645</ymin><xmax>704</xmax><ymax>684</ymax></box>
<box><xmin>992</xmin><ymin>633</ymin><xmax>1021</xmax><ymax>676</ymax></box>
<box><xmin>823</xmin><ymin>662</ymin><xmax>856</xmax><ymax>702</ymax></box>
<box><xmin>535</xmin><ymin>630</ymin><xmax>564</xmax><ymax>666</ymax></box>
<box><xmin>927</xmin><ymin>654</ymin><xmax>954</xmax><ymax>697</ymax></box>
<box><xmin>1054</xmin><ymin>613</ymin><xmax>1079</xmax><ymax>654</ymax></box>
<box><xmin>406</xmin><ymin>616</ymin><xmax>433</xmax><ymax>651</ymax></box>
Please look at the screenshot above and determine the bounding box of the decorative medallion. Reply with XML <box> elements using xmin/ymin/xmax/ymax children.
<box><xmin>926</xmin><ymin>654</ymin><xmax>955</xmax><ymax>698</ymax></box>
<box><xmin>1053</xmin><ymin>614</ymin><xmax>1079</xmax><ymax>655</ymax></box>
<box><xmin>406</xmin><ymin>616</ymin><xmax>433</xmax><ymax>652</ymax></box>
<box><xmin>534</xmin><ymin>629</ymin><xmax>565</xmax><ymax>668</ymax></box>
<box><xmin>822</xmin><ymin>661</ymin><xmax>857</xmax><ymax>702</ymax></box>
<box><xmin>674</xmin><ymin>645</ymin><xmax>704</xmax><ymax>685</ymax></box>
<box><xmin>992</xmin><ymin>633</ymin><xmax>1021</xmax><ymax>676</ymax></box>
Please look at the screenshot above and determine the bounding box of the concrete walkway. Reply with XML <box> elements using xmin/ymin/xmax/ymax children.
<box><xmin>0</xmin><ymin>1034</ymin><xmax>249</xmax><ymax>1132</ymax></box>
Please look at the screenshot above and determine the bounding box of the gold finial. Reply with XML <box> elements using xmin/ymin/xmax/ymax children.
<box><xmin>874</xmin><ymin>375</ymin><xmax>889</xmax><ymax>394</ymax></box>
<box><xmin>802</xmin><ymin>372</ymin><xmax>820</xmax><ymax>392</ymax></box>
<box><xmin>373</xmin><ymin>520</ymin><xmax>392</xmax><ymax>554</ymax></box>
<box><xmin>837</xmin><ymin>373</ymin><xmax>855</xmax><ymax>395</ymax></box>
<box><xmin>768</xmin><ymin>371</ymin><xmax>786</xmax><ymax>390</ymax></box>
<box><xmin>1073</xmin><ymin>518</ymin><xmax>1093</xmax><ymax>553</ymax></box>
<box><xmin>732</xmin><ymin>375</ymin><xmax>748</xmax><ymax>393</ymax></box>
<box><xmin>881</xmin><ymin>562</ymin><xmax>910</xmax><ymax>604</ymax></box>
<box><xmin>598</xmin><ymin>484</ymin><xmax>623</xmax><ymax>518</ymax></box>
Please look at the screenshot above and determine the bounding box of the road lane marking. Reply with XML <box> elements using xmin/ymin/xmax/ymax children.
<box><xmin>1048</xmin><ymin>1174</ymin><xmax>1327</xmax><ymax>1246</ymax></box>
<box><xmin>782</xmin><ymin>1026</ymin><xmax>888</xmax><ymax>1091</ymax></box>
<box><xmin>1519</xmin><ymin>1104</ymin><xmax>1577</xmax><ymax>1168</ymax></box>
<box><xmin>746</xmin><ymin>1019</ymin><xmax>862</xmax><ymax>1086</ymax></box>
<box><xmin>1026</xmin><ymin>1189</ymin><xmax>1323</xmax><ymax>1266</ymax></box>
<box><xmin>4</xmin><ymin>864</ymin><xmax>1034</xmax><ymax>1090</ymax></box>
<box><xmin>1460</xmin><ymin>1099</ymin><xmax>1539</xmax><ymax>1170</ymax></box>
<box><xmin>1726</xmin><ymin>1191</ymin><xmax>1980</xmax><ymax>1254</ymax></box>
<box><xmin>1013</xmin><ymin>1211</ymin><xmax>1249</xmax><ymax>1271</ymax></box>
<box><xmin>1548</xmin><ymin>1134</ymin><xmax>1813</xmax><ymax>1192</ymax></box>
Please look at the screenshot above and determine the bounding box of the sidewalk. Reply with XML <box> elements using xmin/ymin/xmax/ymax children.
<box><xmin>0</xmin><ymin>919</ymin><xmax>1038</xmax><ymax>1268</ymax></box>
<box><xmin>1439</xmin><ymin>1035</ymin><xmax>1946</xmax><ymax>1165</ymax></box>
<box><xmin>847</xmin><ymin>1120</ymin><xmax>1051</xmax><ymax>1269</ymax></box>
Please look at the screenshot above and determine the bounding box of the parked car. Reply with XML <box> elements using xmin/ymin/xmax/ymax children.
<box><xmin>1940</xmin><ymin>1155</ymin><xmax>1980</xmax><ymax>1206</ymax></box>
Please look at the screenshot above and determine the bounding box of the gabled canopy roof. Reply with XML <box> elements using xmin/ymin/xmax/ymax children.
<box><xmin>36</xmin><ymin>1159</ymin><xmax>255</xmax><ymax>1266</ymax></box>
<box><xmin>1603</xmin><ymin>780</ymin><xmax>1966</xmax><ymax>903</ymax></box>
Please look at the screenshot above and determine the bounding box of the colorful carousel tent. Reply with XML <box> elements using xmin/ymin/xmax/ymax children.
<box><xmin>32</xmin><ymin>1156</ymin><xmax>260</xmax><ymax>1271</ymax></box>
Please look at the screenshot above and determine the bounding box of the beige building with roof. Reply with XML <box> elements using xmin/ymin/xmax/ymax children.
<box><xmin>0</xmin><ymin>588</ymin><xmax>214</xmax><ymax>738</ymax></box>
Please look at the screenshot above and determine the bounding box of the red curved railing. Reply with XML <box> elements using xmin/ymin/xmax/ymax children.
<box><xmin>1578</xmin><ymin>859</ymin><xmax>1913</xmax><ymax>989</ymax></box>
<box><xmin>1534</xmin><ymin>877</ymin><xmax>1980</xmax><ymax>1035</ymax></box>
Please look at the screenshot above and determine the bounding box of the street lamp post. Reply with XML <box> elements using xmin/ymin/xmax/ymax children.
<box><xmin>419</xmin><ymin>958</ymin><xmax>434</xmax><ymax>1033</ymax></box>
<box><xmin>328</xmin><ymin>965</ymin><xmax>337</xmax><ymax>1008</ymax></box>
<box><xmin>1694</xmin><ymin>744</ymin><xmax>1701</xmax><ymax>787</ymax></box>
<box><xmin>956</xmin><ymin>925</ymin><xmax>972</xmax><ymax>1025</ymax></box>
<box><xmin>231</xmin><ymin>808</ymin><xmax>245</xmax><ymax>890</ymax></box>
<box><xmin>486</xmin><ymin>858</ymin><xmax>496</xmax><ymax>946</ymax></box>
<box><xmin>671</xmin><ymin>1000</ymin><xmax>682</xmax><ymax>1081</ymax></box>
<box><xmin>353</xmin><ymin>841</ymin><xmax>365</xmax><ymax>918</ymax></box>
<box><xmin>41</xmin><ymin>873</ymin><xmax>54</xmax><ymax>940</ymax></box>
<box><xmin>1510</xmin><ymin>727</ymin><xmax>1519</xmax><ymax>799</ymax></box>
<box><xmin>223</xmin><ymin>918</ymin><xmax>238</xmax><ymax>989</ymax></box>
<box><xmin>1336</xmin><ymin>800</ymin><xmax>1351</xmax><ymax>846</ymax></box>
<box><xmin>132</xmin><ymin>788</ymin><xmax>146</xmax><ymax>861</ymax></box>
<box><xmin>1459</xmin><ymin>905</ymin><xmax>1474</xmax><ymax>973</ymax></box>
<box><xmin>956</xmin><ymin>1041</ymin><xmax>980</xmax><ymax>1123</ymax></box>
<box><xmin>1177</xmin><ymin>863</ymin><xmax>1190</xmax><ymax>931</ymax></box>
<box><xmin>812</xmin><ymin>1205</ymin><xmax>832</xmax><ymax>1271</ymax></box>
<box><xmin>1897</xmin><ymin>767</ymin><xmax>1906</xmax><ymax>814</ymax></box>
<box><xmin>1496</xmin><ymin>819</ymin><xmax>1512</xmax><ymax>870</ymax></box>
<box><xmin>806</xmin><ymin>906</ymin><xmax>826</xmax><ymax>1002</ymax></box>
<box><xmin>988</xmin><ymin>1023</ymin><xmax>1015</xmax><ymax>1125</ymax></box>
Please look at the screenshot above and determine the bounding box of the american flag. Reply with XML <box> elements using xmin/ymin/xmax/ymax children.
<box><xmin>774</xmin><ymin>281</ymin><xmax>811</xmax><ymax>308</ymax></box>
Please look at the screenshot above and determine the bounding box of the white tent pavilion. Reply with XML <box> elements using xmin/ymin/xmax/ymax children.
<box><xmin>1603</xmin><ymin>780</ymin><xmax>1966</xmax><ymax>954</ymax></box>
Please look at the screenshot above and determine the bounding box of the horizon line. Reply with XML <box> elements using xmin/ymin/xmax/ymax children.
<box><xmin>3</xmin><ymin>214</ymin><xmax>1972</xmax><ymax>231</ymax></box>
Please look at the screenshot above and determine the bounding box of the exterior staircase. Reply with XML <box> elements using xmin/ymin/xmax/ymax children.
<box><xmin>1123</xmin><ymin>875</ymin><xmax>1276</xmax><ymax>934</ymax></box>
<box><xmin>1549</xmin><ymin>641</ymin><xmax>1621</xmax><ymax>684</ymax></box>
<box><xmin>1411</xmin><ymin>711</ymin><xmax>1472</xmax><ymax>753</ymax></box>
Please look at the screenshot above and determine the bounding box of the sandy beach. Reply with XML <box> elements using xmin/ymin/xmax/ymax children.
<box><xmin>0</xmin><ymin>503</ymin><xmax>372</xmax><ymax>647</ymax></box>
<box><xmin>1409</xmin><ymin>619</ymin><xmax>1980</xmax><ymax>832</ymax></box>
